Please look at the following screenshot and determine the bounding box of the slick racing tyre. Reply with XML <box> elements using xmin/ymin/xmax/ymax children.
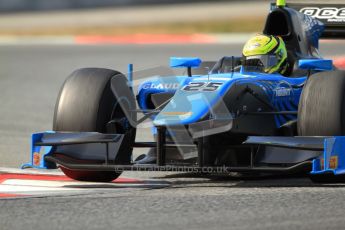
<box><xmin>53</xmin><ymin>68</ymin><xmax>136</xmax><ymax>182</ymax></box>
<box><xmin>298</xmin><ymin>71</ymin><xmax>345</xmax><ymax>183</ymax></box>
<box><xmin>298</xmin><ymin>71</ymin><xmax>345</xmax><ymax>136</ymax></box>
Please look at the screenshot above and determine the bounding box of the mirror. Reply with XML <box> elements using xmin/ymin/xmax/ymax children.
<box><xmin>170</xmin><ymin>57</ymin><xmax>202</xmax><ymax>69</ymax></box>
<box><xmin>298</xmin><ymin>59</ymin><xmax>333</xmax><ymax>71</ymax></box>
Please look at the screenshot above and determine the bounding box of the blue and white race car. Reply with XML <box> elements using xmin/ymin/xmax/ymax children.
<box><xmin>24</xmin><ymin>0</ymin><xmax>345</xmax><ymax>183</ymax></box>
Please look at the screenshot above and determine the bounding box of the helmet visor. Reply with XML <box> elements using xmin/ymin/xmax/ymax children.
<box><xmin>242</xmin><ymin>55</ymin><xmax>278</xmax><ymax>73</ymax></box>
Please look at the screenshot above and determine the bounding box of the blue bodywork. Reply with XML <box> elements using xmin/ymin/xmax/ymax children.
<box><xmin>137</xmin><ymin>69</ymin><xmax>305</xmax><ymax>127</ymax></box>
<box><xmin>299</xmin><ymin>59</ymin><xmax>333</xmax><ymax>71</ymax></box>
<box><xmin>312</xmin><ymin>137</ymin><xmax>345</xmax><ymax>176</ymax></box>
<box><xmin>22</xmin><ymin>132</ymin><xmax>54</xmax><ymax>169</ymax></box>
<box><xmin>169</xmin><ymin>57</ymin><xmax>202</xmax><ymax>68</ymax></box>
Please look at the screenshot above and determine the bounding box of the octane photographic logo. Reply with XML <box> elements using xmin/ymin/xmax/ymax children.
<box><xmin>300</xmin><ymin>7</ymin><xmax>345</xmax><ymax>23</ymax></box>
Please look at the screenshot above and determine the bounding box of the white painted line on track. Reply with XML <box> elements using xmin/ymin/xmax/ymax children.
<box><xmin>0</xmin><ymin>184</ymin><xmax>82</xmax><ymax>193</ymax></box>
<box><xmin>3</xmin><ymin>179</ymin><xmax>91</xmax><ymax>187</ymax></box>
<box><xmin>0</xmin><ymin>168</ymin><xmax>171</xmax><ymax>198</ymax></box>
<box><xmin>0</xmin><ymin>167</ymin><xmax>63</xmax><ymax>175</ymax></box>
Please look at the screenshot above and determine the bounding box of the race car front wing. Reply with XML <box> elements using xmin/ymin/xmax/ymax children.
<box><xmin>22</xmin><ymin>129</ymin><xmax>345</xmax><ymax>176</ymax></box>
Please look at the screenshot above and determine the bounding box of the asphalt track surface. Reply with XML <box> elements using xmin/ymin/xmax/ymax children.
<box><xmin>1</xmin><ymin>43</ymin><xmax>345</xmax><ymax>230</ymax></box>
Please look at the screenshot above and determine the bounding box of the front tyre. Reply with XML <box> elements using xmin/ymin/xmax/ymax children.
<box><xmin>54</xmin><ymin>68</ymin><xmax>136</xmax><ymax>182</ymax></box>
<box><xmin>298</xmin><ymin>70</ymin><xmax>345</xmax><ymax>183</ymax></box>
<box><xmin>298</xmin><ymin>71</ymin><xmax>345</xmax><ymax>136</ymax></box>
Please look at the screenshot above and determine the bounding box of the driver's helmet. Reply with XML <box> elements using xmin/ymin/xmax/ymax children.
<box><xmin>242</xmin><ymin>34</ymin><xmax>288</xmax><ymax>74</ymax></box>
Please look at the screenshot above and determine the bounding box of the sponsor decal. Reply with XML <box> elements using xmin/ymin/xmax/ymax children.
<box><xmin>320</xmin><ymin>156</ymin><xmax>338</xmax><ymax>170</ymax></box>
<box><xmin>249</xmin><ymin>43</ymin><xmax>261</xmax><ymax>49</ymax></box>
<box><xmin>33</xmin><ymin>152</ymin><xmax>41</xmax><ymax>166</ymax></box>
<box><xmin>182</xmin><ymin>82</ymin><xmax>223</xmax><ymax>92</ymax></box>
<box><xmin>142</xmin><ymin>83</ymin><xmax>180</xmax><ymax>90</ymax></box>
<box><xmin>300</xmin><ymin>7</ymin><xmax>345</xmax><ymax>23</ymax></box>
<box><xmin>273</xmin><ymin>81</ymin><xmax>293</xmax><ymax>98</ymax></box>
<box><xmin>274</xmin><ymin>88</ymin><xmax>291</xmax><ymax>97</ymax></box>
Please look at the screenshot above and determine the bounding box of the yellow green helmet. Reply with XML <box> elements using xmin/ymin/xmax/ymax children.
<box><xmin>242</xmin><ymin>34</ymin><xmax>288</xmax><ymax>74</ymax></box>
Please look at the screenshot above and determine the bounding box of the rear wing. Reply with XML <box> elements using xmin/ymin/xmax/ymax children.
<box><xmin>272</xmin><ymin>2</ymin><xmax>345</xmax><ymax>38</ymax></box>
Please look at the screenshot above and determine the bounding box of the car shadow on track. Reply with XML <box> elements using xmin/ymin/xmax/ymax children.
<box><xmin>154</xmin><ymin>173</ymin><xmax>345</xmax><ymax>188</ymax></box>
